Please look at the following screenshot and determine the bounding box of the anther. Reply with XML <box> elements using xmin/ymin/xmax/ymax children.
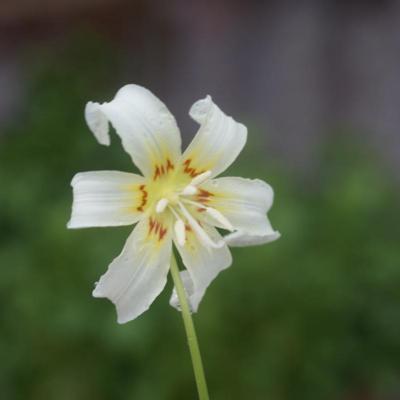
<box><xmin>181</xmin><ymin>185</ymin><xmax>198</xmax><ymax>196</ymax></box>
<box><xmin>191</xmin><ymin>170</ymin><xmax>212</xmax><ymax>186</ymax></box>
<box><xmin>206</xmin><ymin>207</ymin><xmax>234</xmax><ymax>231</ymax></box>
<box><xmin>178</xmin><ymin>201</ymin><xmax>223</xmax><ymax>249</ymax></box>
<box><xmin>156</xmin><ymin>198</ymin><xmax>169</xmax><ymax>213</ymax></box>
<box><xmin>174</xmin><ymin>219</ymin><xmax>186</xmax><ymax>246</ymax></box>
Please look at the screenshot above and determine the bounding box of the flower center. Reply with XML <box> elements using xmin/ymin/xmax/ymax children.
<box><xmin>153</xmin><ymin>170</ymin><xmax>233</xmax><ymax>248</ymax></box>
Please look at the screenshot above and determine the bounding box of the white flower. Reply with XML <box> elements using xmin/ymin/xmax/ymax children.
<box><xmin>68</xmin><ymin>84</ymin><xmax>280</xmax><ymax>324</ymax></box>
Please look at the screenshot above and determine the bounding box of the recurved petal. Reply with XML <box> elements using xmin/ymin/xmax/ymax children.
<box><xmin>180</xmin><ymin>96</ymin><xmax>247</xmax><ymax>179</ymax></box>
<box><xmin>93</xmin><ymin>215</ymin><xmax>173</xmax><ymax>324</ymax></box>
<box><xmin>85</xmin><ymin>84</ymin><xmax>182</xmax><ymax>178</ymax></box>
<box><xmin>170</xmin><ymin>225</ymin><xmax>232</xmax><ymax>312</ymax></box>
<box><xmin>198</xmin><ymin>177</ymin><xmax>275</xmax><ymax>238</ymax></box>
<box><xmin>68</xmin><ymin>171</ymin><xmax>147</xmax><ymax>229</ymax></box>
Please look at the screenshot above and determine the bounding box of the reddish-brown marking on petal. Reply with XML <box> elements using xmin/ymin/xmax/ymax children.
<box><xmin>197</xmin><ymin>207</ymin><xmax>206</xmax><ymax>212</ymax></box>
<box><xmin>149</xmin><ymin>217</ymin><xmax>156</xmax><ymax>234</ymax></box>
<box><xmin>183</xmin><ymin>159</ymin><xmax>205</xmax><ymax>178</ymax></box>
<box><xmin>154</xmin><ymin>159</ymin><xmax>175</xmax><ymax>181</ymax></box>
<box><xmin>185</xmin><ymin>224</ymin><xmax>192</xmax><ymax>232</ymax></box>
<box><xmin>196</xmin><ymin>188</ymin><xmax>213</xmax><ymax>204</ymax></box>
<box><xmin>197</xmin><ymin>189</ymin><xmax>213</xmax><ymax>197</ymax></box>
<box><xmin>154</xmin><ymin>221</ymin><xmax>160</xmax><ymax>235</ymax></box>
<box><xmin>166</xmin><ymin>159</ymin><xmax>174</xmax><ymax>172</ymax></box>
<box><xmin>137</xmin><ymin>184</ymin><xmax>148</xmax><ymax>212</ymax></box>
<box><xmin>149</xmin><ymin>217</ymin><xmax>168</xmax><ymax>241</ymax></box>
<box><xmin>158</xmin><ymin>227</ymin><xmax>167</xmax><ymax>241</ymax></box>
<box><xmin>153</xmin><ymin>166</ymin><xmax>161</xmax><ymax>181</ymax></box>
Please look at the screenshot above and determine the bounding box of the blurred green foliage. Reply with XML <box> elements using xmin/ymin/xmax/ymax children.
<box><xmin>0</xmin><ymin>36</ymin><xmax>400</xmax><ymax>400</ymax></box>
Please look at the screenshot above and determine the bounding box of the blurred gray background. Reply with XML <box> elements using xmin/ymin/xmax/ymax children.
<box><xmin>1</xmin><ymin>0</ymin><xmax>400</xmax><ymax>172</ymax></box>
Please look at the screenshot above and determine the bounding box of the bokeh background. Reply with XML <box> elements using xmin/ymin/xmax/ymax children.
<box><xmin>1</xmin><ymin>1</ymin><xmax>400</xmax><ymax>399</ymax></box>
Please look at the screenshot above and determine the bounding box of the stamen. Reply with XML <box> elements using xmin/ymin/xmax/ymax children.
<box><xmin>178</xmin><ymin>201</ymin><xmax>223</xmax><ymax>249</ymax></box>
<box><xmin>190</xmin><ymin>170</ymin><xmax>212</xmax><ymax>186</ymax></box>
<box><xmin>168</xmin><ymin>205</ymin><xmax>182</xmax><ymax>220</ymax></box>
<box><xmin>174</xmin><ymin>219</ymin><xmax>186</xmax><ymax>246</ymax></box>
<box><xmin>181</xmin><ymin>198</ymin><xmax>205</xmax><ymax>209</ymax></box>
<box><xmin>181</xmin><ymin>184</ymin><xmax>198</xmax><ymax>196</ymax></box>
<box><xmin>168</xmin><ymin>205</ymin><xmax>187</xmax><ymax>247</ymax></box>
<box><xmin>182</xmin><ymin>198</ymin><xmax>234</xmax><ymax>232</ymax></box>
<box><xmin>155</xmin><ymin>198</ymin><xmax>169</xmax><ymax>213</ymax></box>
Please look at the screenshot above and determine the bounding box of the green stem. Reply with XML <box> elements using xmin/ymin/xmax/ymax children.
<box><xmin>170</xmin><ymin>255</ymin><xmax>210</xmax><ymax>400</ymax></box>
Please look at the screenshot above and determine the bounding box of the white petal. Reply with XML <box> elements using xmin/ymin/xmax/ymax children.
<box><xmin>200</xmin><ymin>177</ymin><xmax>275</xmax><ymax>236</ymax></box>
<box><xmin>224</xmin><ymin>230</ymin><xmax>281</xmax><ymax>247</ymax></box>
<box><xmin>85</xmin><ymin>84</ymin><xmax>182</xmax><ymax>178</ymax></box>
<box><xmin>93</xmin><ymin>216</ymin><xmax>173</xmax><ymax>324</ymax></box>
<box><xmin>170</xmin><ymin>225</ymin><xmax>232</xmax><ymax>312</ymax></box>
<box><xmin>68</xmin><ymin>171</ymin><xmax>146</xmax><ymax>229</ymax></box>
<box><xmin>180</xmin><ymin>96</ymin><xmax>247</xmax><ymax>179</ymax></box>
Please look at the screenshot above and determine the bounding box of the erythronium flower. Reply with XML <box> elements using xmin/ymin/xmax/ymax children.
<box><xmin>68</xmin><ymin>84</ymin><xmax>280</xmax><ymax>324</ymax></box>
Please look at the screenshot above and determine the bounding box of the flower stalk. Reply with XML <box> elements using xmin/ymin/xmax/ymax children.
<box><xmin>170</xmin><ymin>255</ymin><xmax>210</xmax><ymax>400</ymax></box>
